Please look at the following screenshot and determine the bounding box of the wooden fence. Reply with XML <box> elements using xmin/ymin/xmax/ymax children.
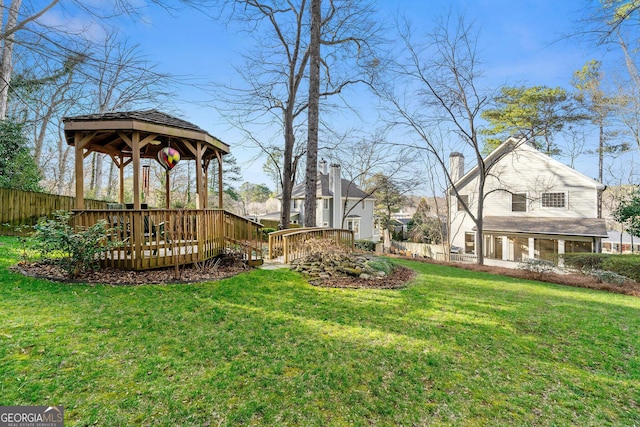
<box><xmin>268</xmin><ymin>227</ymin><xmax>354</xmax><ymax>263</ymax></box>
<box><xmin>0</xmin><ymin>188</ymin><xmax>109</xmax><ymax>236</ymax></box>
<box><xmin>390</xmin><ymin>240</ymin><xmax>446</xmax><ymax>258</ymax></box>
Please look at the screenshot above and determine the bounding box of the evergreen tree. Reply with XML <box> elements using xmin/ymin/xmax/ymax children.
<box><xmin>0</xmin><ymin>119</ymin><xmax>41</xmax><ymax>191</ymax></box>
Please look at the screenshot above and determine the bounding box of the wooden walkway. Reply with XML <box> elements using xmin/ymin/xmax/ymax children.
<box><xmin>267</xmin><ymin>227</ymin><xmax>354</xmax><ymax>263</ymax></box>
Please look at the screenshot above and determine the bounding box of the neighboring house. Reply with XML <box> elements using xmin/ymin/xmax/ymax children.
<box><xmin>448</xmin><ymin>137</ymin><xmax>608</xmax><ymax>266</ymax></box>
<box><xmin>602</xmin><ymin>230</ymin><xmax>640</xmax><ymax>254</ymax></box>
<box><xmin>276</xmin><ymin>160</ymin><xmax>379</xmax><ymax>241</ymax></box>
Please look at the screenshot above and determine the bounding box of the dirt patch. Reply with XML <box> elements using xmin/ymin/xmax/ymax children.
<box><xmin>10</xmin><ymin>255</ymin><xmax>249</xmax><ymax>286</ymax></box>
<box><xmin>391</xmin><ymin>255</ymin><xmax>640</xmax><ymax>297</ymax></box>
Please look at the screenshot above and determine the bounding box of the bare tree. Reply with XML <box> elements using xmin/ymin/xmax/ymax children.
<box><xmin>214</xmin><ymin>0</ymin><xmax>381</xmax><ymax>229</ymax></box>
<box><xmin>381</xmin><ymin>13</ymin><xmax>500</xmax><ymax>265</ymax></box>
<box><xmin>0</xmin><ymin>0</ymin><xmax>60</xmax><ymax>119</ymax></box>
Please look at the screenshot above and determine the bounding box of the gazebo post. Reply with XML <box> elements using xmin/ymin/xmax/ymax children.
<box><xmin>203</xmin><ymin>158</ymin><xmax>211</xmax><ymax>209</ymax></box>
<box><xmin>216</xmin><ymin>150</ymin><xmax>223</xmax><ymax>209</ymax></box>
<box><xmin>132</xmin><ymin>131</ymin><xmax>141</xmax><ymax>210</ymax></box>
<box><xmin>74</xmin><ymin>132</ymin><xmax>85</xmax><ymax>209</ymax></box>
<box><xmin>119</xmin><ymin>154</ymin><xmax>125</xmax><ymax>204</ymax></box>
<box><xmin>195</xmin><ymin>142</ymin><xmax>205</xmax><ymax>210</ymax></box>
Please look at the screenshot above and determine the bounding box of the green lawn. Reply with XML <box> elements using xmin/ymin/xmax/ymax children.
<box><xmin>1</xmin><ymin>236</ymin><xmax>639</xmax><ymax>426</ymax></box>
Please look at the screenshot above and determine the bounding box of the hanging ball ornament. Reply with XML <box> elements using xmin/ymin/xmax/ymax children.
<box><xmin>158</xmin><ymin>147</ymin><xmax>180</xmax><ymax>170</ymax></box>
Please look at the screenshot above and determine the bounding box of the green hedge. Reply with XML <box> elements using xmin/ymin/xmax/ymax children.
<box><xmin>563</xmin><ymin>253</ymin><xmax>640</xmax><ymax>282</ymax></box>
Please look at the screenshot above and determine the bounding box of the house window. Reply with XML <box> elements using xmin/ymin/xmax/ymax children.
<box><xmin>541</xmin><ymin>192</ymin><xmax>566</xmax><ymax>208</ymax></box>
<box><xmin>347</xmin><ymin>219</ymin><xmax>360</xmax><ymax>238</ymax></box>
<box><xmin>323</xmin><ymin>199</ymin><xmax>329</xmax><ymax>209</ymax></box>
<box><xmin>464</xmin><ymin>232</ymin><xmax>475</xmax><ymax>254</ymax></box>
<box><xmin>293</xmin><ymin>199</ymin><xmax>299</xmax><ymax>209</ymax></box>
<box><xmin>511</xmin><ymin>193</ymin><xmax>527</xmax><ymax>212</ymax></box>
<box><xmin>565</xmin><ymin>240</ymin><xmax>592</xmax><ymax>253</ymax></box>
<box><xmin>361</xmin><ymin>200</ymin><xmax>365</xmax><ymax>209</ymax></box>
<box><xmin>457</xmin><ymin>195</ymin><xmax>469</xmax><ymax>212</ymax></box>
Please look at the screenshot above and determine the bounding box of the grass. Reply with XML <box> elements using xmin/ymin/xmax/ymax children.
<box><xmin>1</xmin><ymin>235</ymin><xmax>639</xmax><ymax>426</ymax></box>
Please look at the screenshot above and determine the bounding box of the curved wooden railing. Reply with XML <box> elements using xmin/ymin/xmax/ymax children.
<box><xmin>73</xmin><ymin>209</ymin><xmax>263</xmax><ymax>270</ymax></box>
<box><xmin>268</xmin><ymin>228</ymin><xmax>354</xmax><ymax>263</ymax></box>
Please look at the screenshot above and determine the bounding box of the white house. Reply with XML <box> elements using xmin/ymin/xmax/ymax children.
<box><xmin>279</xmin><ymin>161</ymin><xmax>378</xmax><ymax>241</ymax></box>
<box><xmin>602</xmin><ymin>230</ymin><xmax>640</xmax><ymax>254</ymax></box>
<box><xmin>448</xmin><ymin>137</ymin><xmax>608</xmax><ymax>266</ymax></box>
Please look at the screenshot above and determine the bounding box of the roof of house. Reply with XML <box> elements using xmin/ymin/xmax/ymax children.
<box><xmin>290</xmin><ymin>174</ymin><xmax>373</xmax><ymax>200</ymax></box>
<box><xmin>478</xmin><ymin>216</ymin><xmax>608</xmax><ymax>238</ymax></box>
<box><xmin>450</xmin><ymin>136</ymin><xmax>605</xmax><ymax>192</ymax></box>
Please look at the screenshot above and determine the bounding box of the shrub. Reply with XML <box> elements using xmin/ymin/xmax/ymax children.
<box><xmin>32</xmin><ymin>211</ymin><xmax>122</xmax><ymax>278</ymax></box>
<box><xmin>355</xmin><ymin>240</ymin><xmax>376</xmax><ymax>252</ymax></box>
<box><xmin>590</xmin><ymin>269</ymin><xmax>630</xmax><ymax>285</ymax></box>
<box><xmin>563</xmin><ymin>253</ymin><xmax>607</xmax><ymax>271</ymax></box>
<box><xmin>517</xmin><ymin>258</ymin><xmax>555</xmax><ymax>277</ymax></box>
<box><xmin>365</xmin><ymin>257</ymin><xmax>394</xmax><ymax>275</ymax></box>
<box><xmin>602</xmin><ymin>255</ymin><xmax>640</xmax><ymax>282</ymax></box>
<box><xmin>261</xmin><ymin>227</ymin><xmax>277</xmax><ymax>241</ymax></box>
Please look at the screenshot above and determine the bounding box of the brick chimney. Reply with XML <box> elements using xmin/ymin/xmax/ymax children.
<box><xmin>449</xmin><ymin>152</ymin><xmax>465</xmax><ymax>183</ymax></box>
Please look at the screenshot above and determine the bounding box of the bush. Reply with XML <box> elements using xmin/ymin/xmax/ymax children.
<box><xmin>517</xmin><ymin>258</ymin><xmax>555</xmax><ymax>277</ymax></box>
<box><xmin>563</xmin><ymin>253</ymin><xmax>640</xmax><ymax>282</ymax></box>
<box><xmin>602</xmin><ymin>255</ymin><xmax>640</xmax><ymax>282</ymax></box>
<box><xmin>32</xmin><ymin>211</ymin><xmax>122</xmax><ymax>278</ymax></box>
<box><xmin>590</xmin><ymin>269</ymin><xmax>630</xmax><ymax>285</ymax></box>
<box><xmin>261</xmin><ymin>227</ymin><xmax>277</xmax><ymax>241</ymax></box>
<box><xmin>365</xmin><ymin>257</ymin><xmax>394</xmax><ymax>275</ymax></box>
<box><xmin>355</xmin><ymin>240</ymin><xmax>376</xmax><ymax>252</ymax></box>
<box><xmin>563</xmin><ymin>253</ymin><xmax>607</xmax><ymax>271</ymax></box>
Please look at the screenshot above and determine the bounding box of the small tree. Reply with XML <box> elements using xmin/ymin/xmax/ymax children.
<box><xmin>407</xmin><ymin>198</ymin><xmax>443</xmax><ymax>244</ymax></box>
<box><xmin>614</xmin><ymin>188</ymin><xmax>640</xmax><ymax>238</ymax></box>
<box><xmin>0</xmin><ymin>119</ymin><xmax>42</xmax><ymax>191</ymax></box>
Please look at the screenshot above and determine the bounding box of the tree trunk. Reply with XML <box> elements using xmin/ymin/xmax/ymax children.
<box><xmin>597</xmin><ymin>123</ymin><xmax>604</xmax><ymax>219</ymax></box>
<box><xmin>280</xmin><ymin>108</ymin><xmax>295</xmax><ymax>229</ymax></box>
<box><xmin>303</xmin><ymin>0</ymin><xmax>321</xmax><ymax>228</ymax></box>
<box><xmin>475</xmin><ymin>172</ymin><xmax>486</xmax><ymax>265</ymax></box>
<box><xmin>0</xmin><ymin>0</ymin><xmax>22</xmax><ymax>119</ymax></box>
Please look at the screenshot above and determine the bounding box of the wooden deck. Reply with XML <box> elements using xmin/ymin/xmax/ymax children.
<box><xmin>73</xmin><ymin>209</ymin><xmax>263</xmax><ymax>270</ymax></box>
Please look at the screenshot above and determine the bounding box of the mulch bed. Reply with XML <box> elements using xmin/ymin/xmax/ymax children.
<box><xmin>10</xmin><ymin>254</ymin><xmax>640</xmax><ymax>297</ymax></box>
<box><xmin>390</xmin><ymin>255</ymin><xmax>640</xmax><ymax>297</ymax></box>
<box><xmin>10</xmin><ymin>259</ymin><xmax>249</xmax><ymax>286</ymax></box>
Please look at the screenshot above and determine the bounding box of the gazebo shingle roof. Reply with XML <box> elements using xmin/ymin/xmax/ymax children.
<box><xmin>64</xmin><ymin>109</ymin><xmax>206</xmax><ymax>133</ymax></box>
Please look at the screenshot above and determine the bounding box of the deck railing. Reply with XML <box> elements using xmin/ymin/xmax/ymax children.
<box><xmin>73</xmin><ymin>209</ymin><xmax>263</xmax><ymax>270</ymax></box>
<box><xmin>268</xmin><ymin>228</ymin><xmax>354</xmax><ymax>263</ymax></box>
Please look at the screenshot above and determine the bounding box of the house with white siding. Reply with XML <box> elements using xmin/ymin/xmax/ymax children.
<box><xmin>448</xmin><ymin>137</ymin><xmax>608</xmax><ymax>266</ymax></box>
<box><xmin>278</xmin><ymin>161</ymin><xmax>379</xmax><ymax>241</ymax></box>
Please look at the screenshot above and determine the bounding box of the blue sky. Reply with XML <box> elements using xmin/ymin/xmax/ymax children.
<box><xmin>63</xmin><ymin>0</ymin><xmax>637</xmax><ymax>191</ymax></box>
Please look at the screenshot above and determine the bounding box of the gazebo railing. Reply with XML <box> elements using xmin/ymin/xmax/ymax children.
<box><xmin>73</xmin><ymin>209</ymin><xmax>263</xmax><ymax>270</ymax></box>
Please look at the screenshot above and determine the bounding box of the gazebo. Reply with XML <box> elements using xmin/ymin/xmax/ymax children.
<box><xmin>63</xmin><ymin>110</ymin><xmax>263</xmax><ymax>270</ymax></box>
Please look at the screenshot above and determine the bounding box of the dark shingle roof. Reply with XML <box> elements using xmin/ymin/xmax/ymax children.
<box><xmin>478</xmin><ymin>216</ymin><xmax>608</xmax><ymax>238</ymax></box>
<box><xmin>290</xmin><ymin>174</ymin><xmax>373</xmax><ymax>200</ymax></box>
<box><xmin>63</xmin><ymin>109</ymin><xmax>205</xmax><ymax>133</ymax></box>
